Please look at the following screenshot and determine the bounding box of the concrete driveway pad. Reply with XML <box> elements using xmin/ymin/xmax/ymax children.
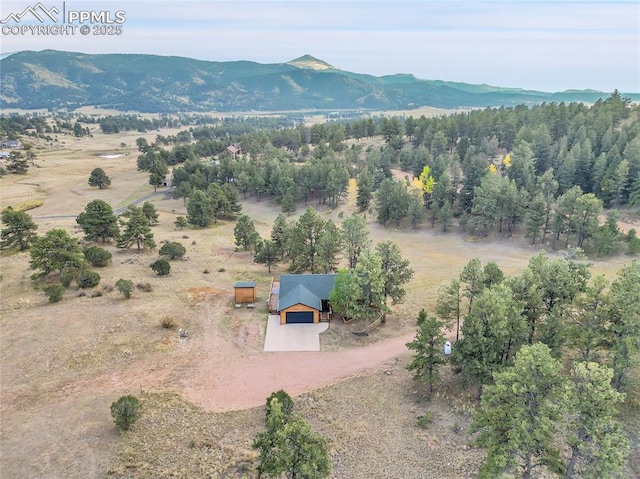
<box><xmin>263</xmin><ymin>315</ymin><xmax>329</xmax><ymax>352</ymax></box>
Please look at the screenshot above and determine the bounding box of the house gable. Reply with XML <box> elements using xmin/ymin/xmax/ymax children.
<box><xmin>279</xmin><ymin>284</ymin><xmax>322</xmax><ymax>311</ymax></box>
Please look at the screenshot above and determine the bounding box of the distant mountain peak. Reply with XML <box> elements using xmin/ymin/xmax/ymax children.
<box><xmin>2</xmin><ymin>50</ymin><xmax>634</xmax><ymax>113</ymax></box>
<box><xmin>287</xmin><ymin>55</ymin><xmax>335</xmax><ymax>71</ymax></box>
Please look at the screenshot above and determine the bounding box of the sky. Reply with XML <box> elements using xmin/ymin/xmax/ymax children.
<box><xmin>1</xmin><ymin>0</ymin><xmax>639</xmax><ymax>93</ymax></box>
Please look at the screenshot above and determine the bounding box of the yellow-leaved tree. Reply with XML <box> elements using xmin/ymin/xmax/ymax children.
<box><xmin>419</xmin><ymin>166</ymin><xmax>435</xmax><ymax>194</ymax></box>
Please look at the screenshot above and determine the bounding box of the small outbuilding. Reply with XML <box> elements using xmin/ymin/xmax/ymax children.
<box><xmin>234</xmin><ymin>281</ymin><xmax>257</xmax><ymax>303</ymax></box>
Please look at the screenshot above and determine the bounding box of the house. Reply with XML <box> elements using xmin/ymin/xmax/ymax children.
<box><xmin>0</xmin><ymin>152</ymin><xmax>10</xmax><ymax>160</ymax></box>
<box><xmin>1</xmin><ymin>140</ymin><xmax>22</xmax><ymax>149</ymax></box>
<box><xmin>234</xmin><ymin>281</ymin><xmax>257</xmax><ymax>304</ymax></box>
<box><xmin>226</xmin><ymin>143</ymin><xmax>242</xmax><ymax>158</ymax></box>
<box><xmin>276</xmin><ymin>274</ymin><xmax>337</xmax><ymax>324</ymax></box>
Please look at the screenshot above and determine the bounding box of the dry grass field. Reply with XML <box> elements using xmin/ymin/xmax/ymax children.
<box><xmin>0</xmin><ymin>125</ymin><xmax>637</xmax><ymax>478</ymax></box>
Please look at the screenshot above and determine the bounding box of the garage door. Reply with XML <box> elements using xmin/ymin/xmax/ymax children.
<box><xmin>286</xmin><ymin>311</ymin><xmax>314</xmax><ymax>324</ymax></box>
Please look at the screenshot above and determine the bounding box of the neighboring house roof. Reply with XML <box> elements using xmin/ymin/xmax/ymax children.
<box><xmin>227</xmin><ymin>146</ymin><xmax>239</xmax><ymax>154</ymax></box>
<box><xmin>278</xmin><ymin>274</ymin><xmax>337</xmax><ymax>311</ymax></box>
<box><xmin>226</xmin><ymin>143</ymin><xmax>242</xmax><ymax>155</ymax></box>
<box><xmin>234</xmin><ymin>281</ymin><xmax>257</xmax><ymax>288</ymax></box>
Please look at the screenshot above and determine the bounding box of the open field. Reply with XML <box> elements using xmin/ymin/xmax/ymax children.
<box><xmin>1</xmin><ymin>126</ymin><xmax>638</xmax><ymax>478</ymax></box>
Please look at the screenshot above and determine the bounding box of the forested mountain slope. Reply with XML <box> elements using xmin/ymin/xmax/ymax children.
<box><xmin>2</xmin><ymin>50</ymin><xmax>638</xmax><ymax>112</ymax></box>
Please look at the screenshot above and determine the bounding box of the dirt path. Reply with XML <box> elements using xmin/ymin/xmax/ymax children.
<box><xmin>181</xmin><ymin>330</ymin><xmax>415</xmax><ymax>412</ymax></box>
<box><xmin>1</xmin><ymin>297</ymin><xmax>415</xmax><ymax>416</ymax></box>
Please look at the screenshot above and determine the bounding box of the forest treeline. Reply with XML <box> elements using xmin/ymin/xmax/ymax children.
<box><xmin>133</xmin><ymin>91</ymin><xmax>638</xmax><ymax>256</ymax></box>
<box><xmin>0</xmin><ymin>112</ymin><xmax>299</xmax><ymax>137</ymax></box>
<box><xmin>5</xmin><ymin>92</ymin><xmax>639</xmax><ymax>255</ymax></box>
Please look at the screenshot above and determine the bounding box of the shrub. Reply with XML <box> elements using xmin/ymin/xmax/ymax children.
<box><xmin>159</xmin><ymin>242</ymin><xmax>186</xmax><ymax>260</ymax></box>
<box><xmin>110</xmin><ymin>395</ymin><xmax>141</xmax><ymax>431</ymax></box>
<box><xmin>76</xmin><ymin>270</ymin><xmax>101</xmax><ymax>288</ymax></box>
<box><xmin>151</xmin><ymin>258</ymin><xmax>170</xmax><ymax>276</ymax></box>
<box><xmin>628</xmin><ymin>229</ymin><xmax>640</xmax><ymax>255</ymax></box>
<box><xmin>160</xmin><ymin>316</ymin><xmax>177</xmax><ymax>329</ymax></box>
<box><xmin>417</xmin><ymin>412</ymin><xmax>434</xmax><ymax>430</ymax></box>
<box><xmin>453</xmin><ymin>421</ymin><xmax>463</xmax><ymax>434</ymax></box>
<box><xmin>84</xmin><ymin>246</ymin><xmax>112</xmax><ymax>267</ymax></box>
<box><xmin>174</xmin><ymin>217</ymin><xmax>188</xmax><ymax>230</ymax></box>
<box><xmin>44</xmin><ymin>284</ymin><xmax>65</xmax><ymax>303</ymax></box>
<box><xmin>115</xmin><ymin>278</ymin><xmax>134</xmax><ymax>299</ymax></box>
<box><xmin>91</xmin><ymin>291</ymin><xmax>103</xmax><ymax>298</ymax></box>
<box><xmin>60</xmin><ymin>269</ymin><xmax>78</xmax><ymax>287</ymax></box>
<box><xmin>136</xmin><ymin>282</ymin><xmax>153</xmax><ymax>292</ymax></box>
<box><xmin>266</xmin><ymin>389</ymin><xmax>294</xmax><ymax>417</ymax></box>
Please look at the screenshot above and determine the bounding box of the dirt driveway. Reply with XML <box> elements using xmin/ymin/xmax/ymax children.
<box><xmin>153</xmin><ymin>303</ymin><xmax>408</xmax><ymax>414</ymax></box>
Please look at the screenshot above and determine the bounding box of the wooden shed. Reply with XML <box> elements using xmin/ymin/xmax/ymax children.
<box><xmin>234</xmin><ymin>281</ymin><xmax>257</xmax><ymax>303</ymax></box>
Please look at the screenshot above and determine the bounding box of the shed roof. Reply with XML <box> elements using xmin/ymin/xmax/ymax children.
<box><xmin>277</xmin><ymin>274</ymin><xmax>337</xmax><ymax>311</ymax></box>
<box><xmin>234</xmin><ymin>281</ymin><xmax>257</xmax><ymax>288</ymax></box>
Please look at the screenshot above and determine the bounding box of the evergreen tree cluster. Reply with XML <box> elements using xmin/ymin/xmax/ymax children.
<box><xmin>116</xmin><ymin>91</ymin><xmax>639</xmax><ymax>256</ymax></box>
<box><xmin>407</xmin><ymin>254</ymin><xmax>639</xmax><ymax>478</ymax></box>
<box><xmin>253</xmin><ymin>391</ymin><xmax>331</xmax><ymax>479</ymax></box>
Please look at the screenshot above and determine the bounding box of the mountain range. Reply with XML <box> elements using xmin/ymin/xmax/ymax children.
<box><xmin>1</xmin><ymin>50</ymin><xmax>637</xmax><ymax>113</ymax></box>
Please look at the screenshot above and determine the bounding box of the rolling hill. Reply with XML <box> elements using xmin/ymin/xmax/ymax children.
<box><xmin>0</xmin><ymin>50</ymin><xmax>637</xmax><ymax>113</ymax></box>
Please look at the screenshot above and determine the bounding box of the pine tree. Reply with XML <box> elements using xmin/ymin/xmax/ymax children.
<box><xmin>186</xmin><ymin>189</ymin><xmax>215</xmax><ymax>227</ymax></box>
<box><xmin>376</xmin><ymin>240</ymin><xmax>414</xmax><ymax>306</ymax></box>
<box><xmin>341</xmin><ymin>214</ymin><xmax>369</xmax><ymax>269</ymax></box>
<box><xmin>470</xmin><ymin>343</ymin><xmax>564</xmax><ymax>479</ymax></box>
<box><xmin>76</xmin><ymin>200</ymin><xmax>120</xmax><ymax>243</ymax></box>
<box><xmin>234</xmin><ymin>215</ymin><xmax>258</xmax><ymax>251</ymax></box>
<box><xmin>525</xmin><ymin>193</ymin><xmax>547</xmax><ymax>244</ymax></box>
<box><xmin>1</xmin><ymin>207</ymin><xmax>38</xmax><ymax>251</ymax></box>
<box><xmin>141</xmin><ymin>201</ymin><xmax>159</xmax><ymax>226</ymax></box>
<box><xmin>288</xmin><ymin>207</ymin><xmax>326</xmax><ymax>273</ymax></box>
<box><xmin>270</xmin><ymin>213</ymin><xmax>291</xmax><ymax>260</ymax></box>
<box><xmin>117</xmin><ymin>205</ymin><xmax>156</xmax><ymax>251</ymax></box>
<box><xmin>254</xmin><ymin>239</ymin><xmax>279</xmax><ymax>273</ymax></box>
<box><xmin>451</xmin><ymin>284</ymin><xmax>526</xmax><ymax>399</ymax></box>
<box><xmin>564</xmin><ymin>362</ymin><xmax>628</xmax><ymax>479</ymax></box>
<box><xmin>30</xmin><ymin>229</ymin><xmax>85</xmax><ymax>277</ymax></box>
<box><xmin>317</xmin><ymin>220</ymin><xmax>343</xmax><ymax>273</ymax></box>
<box><xmin>88</xmin><ymin>167</ymin><xmax>111</xmax><ymax>189</ymax></box>
<box><xmin>406</xmin><ymin>311</ymin><xmax>447</xmax><ymax>393</ymax></box>
<box><xmin>356</xmin><ymin>168</ymin><xmax>373</xmax><ymax>211</ymax></box>
<box><xmin>435</xmin><ymin>279</ymin><xmax>462</xmax><ymax>341</ymax></box>
<box><xmin>566</xmin><ymin>275</ymin><xmax>610</xmax><ymax>363</ymax></box>
<box><xmin>608</xmin><ymin>261</ymin><xmax>640</xmax><ymax>391</ymax></box>
<box><xmin>253</xmin><ymin>397</ymin><xmax>331</xmax><ymax>479</ymax></box>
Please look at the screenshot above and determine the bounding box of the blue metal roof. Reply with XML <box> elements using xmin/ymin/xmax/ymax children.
<box><xmin>277</xmin><ymin>274</ymin><xmax>337</xmax><ymax>311</ymax></box>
